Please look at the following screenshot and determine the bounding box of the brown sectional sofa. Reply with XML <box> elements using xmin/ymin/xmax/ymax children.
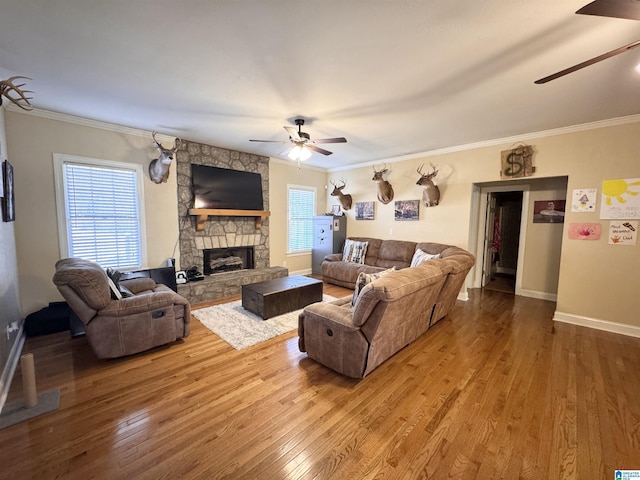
<box><xmin>321</xmin><ymin>237</ymin><xmax>475</xmax><ymax>325</ymax></box>
<box><xmin>299</xmin><ymin>237</ymin><xmax>475</xmax><ymax>377</ymax></box>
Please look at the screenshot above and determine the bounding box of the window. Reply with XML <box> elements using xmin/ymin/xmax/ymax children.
<box><xmin>287</xmin><ymin>185</ymin><xmax>316</xmax><ymax>254</ymax></box>
<box><xmin>54</xmin><ymin>154</ymin><xmax>146</xmax><ymax>269</ymax></box>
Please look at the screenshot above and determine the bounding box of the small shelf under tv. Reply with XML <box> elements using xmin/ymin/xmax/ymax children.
<box><xmin>189</xmin><ymin>208</ymin><xmax>271</xmax><ymax>231</ymax></box>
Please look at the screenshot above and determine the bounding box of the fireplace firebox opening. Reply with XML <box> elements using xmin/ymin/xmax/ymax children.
<box><xmin>203</xmin><ymin>247</ymin><xmax>255</xmax><ymax>275</ymax></box>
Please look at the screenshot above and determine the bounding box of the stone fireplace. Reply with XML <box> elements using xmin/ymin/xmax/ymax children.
<box><xmin>203</xmin><ymin>246</ymin><xmax>255</xmax><ymax>275</ymax></box>
<box><xmin>174</xmin><ymin>140</ymin><xmax>287</xmax><ymax>304</ymax></box>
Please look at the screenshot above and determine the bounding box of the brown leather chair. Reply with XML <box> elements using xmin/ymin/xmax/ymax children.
<box><xmin>53</xmin><ymin>258</ymin><xmax>190</xmax><ymax>359</ymax></box>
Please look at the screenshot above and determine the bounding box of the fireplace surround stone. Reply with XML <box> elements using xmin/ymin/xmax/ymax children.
<box><xmin>175</xmin><ymin>139</ymin><xmax>286</xmax><ymax>304</ymax></box>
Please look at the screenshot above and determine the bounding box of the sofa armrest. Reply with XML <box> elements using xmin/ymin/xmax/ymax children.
<box><xmin>300</xmin><ymin>301</ymin><xmax>359</xmax><ymax>331</ymax></box>
<box><xmin>323</xmin><ymin>253</ymin><xmax>343</xmax><ymax>263</ymax></box>
<box><xmin>98</xmin><ymin>290</ymin><xmax>188</xmax><ymax>317</ymax></box>
<box><xmin>120</xmin><ymin>277</ymin><xmax>157</xmax><ymax>294</ymax></box>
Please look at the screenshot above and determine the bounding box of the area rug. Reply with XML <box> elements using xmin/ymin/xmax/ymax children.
<box><xmin>193</xmin><ymin>295</ymin><xmax>336</xmax><ymax>350</ymax></box>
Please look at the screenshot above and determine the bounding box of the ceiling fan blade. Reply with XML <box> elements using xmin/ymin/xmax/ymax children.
<box><xmin>576</xmin><ymin>0</ymin><xmax>640</xmax><ymax>20</ymax></box>
<box><xmin>312</xmin><ymin>137</ymin><xmax>348</xmax><ymax>144</ymax></box>
<box><xmin>249</xmin><ymin>139</ymin><xmax>287</xmax><ymax>143</ymax></box>
<box><xmin>308</xmin><ymin>145</ymin><xmax>333</xmax><ymax>156</ymax></box>
<box><xmin>534</xmin><ymin>39</ymin><xmax>640</xmax><ymax>84</ymax></box>
<box><xmin>284</xmin><ymin>126</ymin><xmax>301</xmax><ymax>142</ymax></box>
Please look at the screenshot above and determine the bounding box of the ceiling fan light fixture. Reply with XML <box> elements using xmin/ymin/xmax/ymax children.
<box><xmin>288</xmin><ymin>144</ymin><xmax>311</xmax><ymax>161</ymax></box>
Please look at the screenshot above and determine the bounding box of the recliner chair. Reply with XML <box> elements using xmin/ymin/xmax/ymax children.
<box><xmin>53</xmin><ymin>258</ymin><xmax>190</xmax><ymax>359</ymax></box>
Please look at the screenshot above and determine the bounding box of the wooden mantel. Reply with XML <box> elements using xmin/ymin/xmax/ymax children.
<box><xmin>188</xmin><ymin>208</ymin><xmax>271</xmax><ymax>231</ymax></box>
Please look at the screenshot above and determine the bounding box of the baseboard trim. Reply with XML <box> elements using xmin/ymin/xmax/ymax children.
<box><xmin>518</xmin><ymin>289</ymin><xmax>557</xmax><ymax>302</ymax></box>
<box><xmin>553</xmin><ymin>311</ymin><xmax>640</xmax><ymax>339</ymax></box>
<box><xmin>0</xmin><ymin>325</ymin><xmax>26</xmax><ymax>415</ymax></box>
<box><xmin>290</xmin><ymin>268</ymin><xmax>312</xmax><ymax>276</ymax></box>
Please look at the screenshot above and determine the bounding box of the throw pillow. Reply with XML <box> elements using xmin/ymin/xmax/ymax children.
<box><xmin>410</xmin><ymin>248</ymin><xmax>440</xmax><ymax>267</ymax></box>
<box><xmin>351</xmin><ymin>267</ymin><xmax>396</xmax><ymax>308</ymax></box>
<box><xmin>342</xmin><ymin>240</ymin><xmax>369</xmax><ymax>264</ymax></box>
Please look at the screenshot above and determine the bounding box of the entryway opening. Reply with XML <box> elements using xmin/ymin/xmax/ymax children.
<box><xmin>483</xmin><ymin>191</ymin><xmax>523</xmax><ymax>294</ymax></box>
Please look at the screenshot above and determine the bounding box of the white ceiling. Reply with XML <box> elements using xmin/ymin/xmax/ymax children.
<box><xmin>1</xmin><ymin>0</ymin><xmax>639</xmax><ymax>169</ymax></box>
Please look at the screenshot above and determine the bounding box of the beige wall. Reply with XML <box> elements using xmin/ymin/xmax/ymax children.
<box><xmin>269</xmin><ymin>159</ymin><xmax>327</xmax><ymax>274</ymax></box>
<box><xmin>325</xmin><ymin>120</ymin><xmax>640</xmax><ymax>329</ymax></box>
<box><xmin>6</xmin><ymin>111</ymin><xmax>180</xmax><ymax>315</ymax></box>
<box><xmin>6</xmin><ymin>108</ymin><xmax>640</xmax><ymax>332</ymax></box>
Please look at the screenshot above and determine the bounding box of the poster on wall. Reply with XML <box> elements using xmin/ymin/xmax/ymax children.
<box><xmin>355</xmin><ymin>201</ymin><xmax>375</xmax><ymax>220</ymax></box>
<box><xmin>394</xmin><ymin>200</ymin><xmax>420</xmax><ymax>221</ymax></box>
<box><xmin>600</xmin><ymin>178</ymin><xmax>640</xmax><ymax>219</ymax></box>
<box><xmin>608</xmin><ymin>221</ymin><xmax>637</xmax><ymax>245</ymax></box>
<box><xmin>533</xmin><ymin>199</ymin><xmax>565</xmax><ymax>223</ymax></box>
<box><xmin>571</xmin><ymin>188</ymin><xmax>597</xmax><ymax>212</ymax></box>
<box><xmin>568</xmin><ymin>222</ymin><xmax>601</xmax><ymax>240</ymax></box>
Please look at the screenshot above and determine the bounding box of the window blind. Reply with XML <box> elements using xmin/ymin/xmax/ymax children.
<box><xmin>63</xmin><ymin>162</ymin><xmax>142</xmax><ymax>269</ymax></box>
<box><xmin>288</xmin><ymin>186</ymin><xmax>316</xmax><ymax>253</ymax></box>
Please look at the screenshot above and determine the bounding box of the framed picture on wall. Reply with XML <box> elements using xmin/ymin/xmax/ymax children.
<box><xmin>394</xmin><ymin>200</ymin><xmax>420</xmax><ymax>221</ymax></box>
<box><xmin>2</xmin><ymin>159</ymin><xmax>15</xmax><ymax>222</ymax></box>
<box><xmin>533</xmin><ymin>199</ymin><xmax>565</xmax><ymax>223</ymax></box>
<box><xmin>355</xmin><ymin>201</ymin><xmax>375</xmax><ymax>220</ymax></box>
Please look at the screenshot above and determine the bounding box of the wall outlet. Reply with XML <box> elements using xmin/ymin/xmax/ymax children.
<box><xmin>389</xmin><ymin>228</ymin><xmax>393</xmax><ymax>235</ymax></box>
<box><xmin>283</xmin><ymin>260</ymin><xmax>287</xmax><ymax>267</ymax></box>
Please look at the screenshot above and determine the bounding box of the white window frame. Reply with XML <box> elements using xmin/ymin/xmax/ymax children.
<box><xmin>53</xmin><ymin>153</ymin><xmax>147</xmax><ymax>269</ymax></box>
<box><xmin>287</xmin><ymin>184</ymin><xmax>317</xmax><ymax>255</ymax></box>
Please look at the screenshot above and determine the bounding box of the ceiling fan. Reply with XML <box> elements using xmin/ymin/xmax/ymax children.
<box><xmin>250</xmin><ymin>118</ymin><xmax>347</xmax><ymax>161</ymax></box>
<box><xmin>535</xmin><ymin>0</ymin><xmax>640</xmax><ymax>84</ymax></box>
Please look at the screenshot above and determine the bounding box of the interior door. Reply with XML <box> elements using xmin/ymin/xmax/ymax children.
<box><xmin>481</xmin><ymin>193</ymin><xmax>497</xmax><ymax>286</ymax></box>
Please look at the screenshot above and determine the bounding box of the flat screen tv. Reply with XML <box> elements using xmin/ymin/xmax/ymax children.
<box><xmin>191</xmin><ymin>164</ymin><xmax>264</xmax><ymax>210</ymax></box>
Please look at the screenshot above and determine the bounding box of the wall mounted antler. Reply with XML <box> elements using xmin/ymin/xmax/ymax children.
<box><xmin>149</xmin><ymin>131</ymin><xmax>183</xmax><ymax>184</ymax></box>
<box><xmin>372</xmin><ymin>164</ymin><xmax>394</xmax><ymax>204</ymax></box>
<box><xmin>330</xmin><ymin>178</ymin><xmax>353</xmax><ymax>211</ymax></box>
<box><xmin>416</xmin><ymin>162</ymin><xmax>440</xmax><ymax>207</ymax></box>
<box><xmin>0</xmin><ymin>76</ymin><xmax>34</xmax><ymax>111</ymax></box>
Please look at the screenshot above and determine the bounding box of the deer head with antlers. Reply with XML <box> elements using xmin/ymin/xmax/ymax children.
<box><xmin>416</xmin><ymin>162</ymin><xmax>440</xmax><ymax>207</ymax></box>
<box><xmin>372</xmin><ymin>164</ymin><xmax>394</xmax><ymax>204</ymax></box>
<box><xmin>0</xmin><ymin>76</ymin><xmax>34</xmax><ymax>111</ymax></box>
<box><xmin>149</xmin><ymin>131</ymin><xmax>183</xmax><ymax>184</ymax></box>
<box><xmin>330</xmin><ymin>179</ymin><xmax>353</xmax><ymax>211</ymax></box>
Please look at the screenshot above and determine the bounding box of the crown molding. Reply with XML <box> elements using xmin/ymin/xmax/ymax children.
<box><xmin>8</xmin><ymin>105</ymin><xmax>639</xmax><ymax>173</ymax></box>
<box><xmin>5</xmin><ymin>105</ymin><xmax>175</xmax><ymax>142</ymax></box>
<box><xmin>328</xmin><ymin>113</ymin><xmax>640</xmax><ymax>172</ymax></box>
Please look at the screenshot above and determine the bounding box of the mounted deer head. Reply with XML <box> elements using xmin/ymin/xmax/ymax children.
<box><xmin>330</xmin><ymin>179</ymin><xmax>353</xmax><ymax>211</ymax></box>
<box><xmin>416</xmin><ymin>162</ymin><xmax>440</xmax><ymax>207</ymax></box>
<box><xmin>372</xmin><ymin>164</ymin><xmax>394</xmax><ymax>204</ymax></box>
<box><xmin>149</xmin><ymin>131</ymin><xmax>183</xmax><ymax>184</ymax></box>
<box><xmin>0</xmin><ymin>76</ymin><xmax>34</xmax><ymax>111</ymax></box>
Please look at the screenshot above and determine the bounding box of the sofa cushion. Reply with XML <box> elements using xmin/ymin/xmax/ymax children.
<box><xmin>342</xmin><ymin>239</ymin><xmax>368</xmax><ymax>264</ymax></box>
<box><xmin>376</xmin><ymin>240</ymin><xmax>417</xmax><ymax>269</ymax></box>
<box><xmin>410</xmin><ymin>248</ymin><xmax>440</xmax><ymax>267</ymax></box>
<box><xmin>351</xmin><ymin>267</ymin><xmax>396</xmax><ymax>307</ymax></box>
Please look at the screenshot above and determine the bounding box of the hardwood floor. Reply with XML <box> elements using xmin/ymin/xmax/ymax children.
<box><xmin>2</xmin><ymin>285</ymin><xmax>640</xmax><ymax>479</ymax></box>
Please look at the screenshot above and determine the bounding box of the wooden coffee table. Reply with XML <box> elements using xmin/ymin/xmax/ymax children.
<box><xmin>241</xmin><ymin>275</ymin><xmax>323</xmax><ymax>320</ymax></box>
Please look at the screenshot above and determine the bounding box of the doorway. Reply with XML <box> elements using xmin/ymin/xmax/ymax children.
<box><xmin>471</xmin><ymin>184</ymin><xmax>530</xmax><ymax>296</ymax></box>
<box><xmin>483</xmin><ymin>191</ymin><xmax>523</xmax><ymax>293</ymax></box>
